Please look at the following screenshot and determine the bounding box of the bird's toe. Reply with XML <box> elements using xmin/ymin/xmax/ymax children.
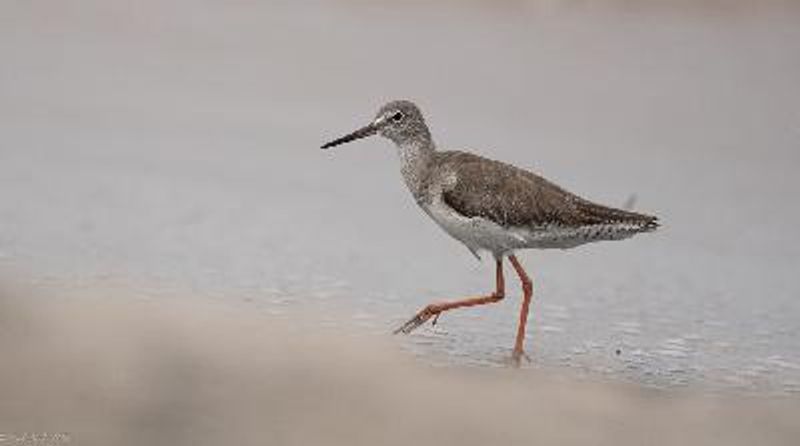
<box><xmin>393</xmin><ymin>306</ymin><xmax>438</xmax><ymax>334</ymax></box>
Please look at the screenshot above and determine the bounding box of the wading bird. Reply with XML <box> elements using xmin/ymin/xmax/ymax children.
<box><xmin>321</xmin><ymin>100</ymin><xmax>658</xmax><ymax>365</ymax></box>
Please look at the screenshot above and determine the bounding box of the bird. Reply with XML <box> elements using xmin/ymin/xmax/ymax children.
<box><xmin>321</xmin><ymin>100</ymin><xmax>658</xmax><ymax>366</ymax></box>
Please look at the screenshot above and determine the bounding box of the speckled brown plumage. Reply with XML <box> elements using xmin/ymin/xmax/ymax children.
<box><xmin>436</xmin><ymin>151</ymin><xmax>658</xmax><ymax>231</ymax></box>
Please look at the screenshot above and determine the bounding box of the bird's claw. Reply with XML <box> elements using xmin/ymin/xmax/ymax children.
<box><xmin>393</xmin><ymin>306</ymin><xmax>440</xmax><ymax>334</ymax></box>
<box><xmin>510</xmin><ymin>349</ymin><xmax>531</xmax><ymax>367</ymax></box>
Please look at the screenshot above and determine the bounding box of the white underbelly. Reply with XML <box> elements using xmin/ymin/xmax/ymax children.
<box><xmin>422</xmin><ymin>200</ymin><xmax>640</xmax><ymax>257</ymax></box>
<box><xmin>422</xmin><ymin>201</ymin><xmax>527</xmax><ymax>258</ymax></box>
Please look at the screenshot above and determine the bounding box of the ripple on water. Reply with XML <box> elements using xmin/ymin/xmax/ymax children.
<box><xmin>612</xmin><ymin>321</ymin><xmax>642</xmax><ymax>335</ymax></box>
<box><xmin>761</xmin><ymin>355</ymin><xmax>800</xmax><ymax>371</ymax></box>
<box><xmin>653</xmin><ymin>337</ymin><xmax>690</xmax><ymax>359</ymax></box>
<box><xmin>541</xmin><ymin>304</ymin><xmax>571</xmax><ymax>321</ymax></box>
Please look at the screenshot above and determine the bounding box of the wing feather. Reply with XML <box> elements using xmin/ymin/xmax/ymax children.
<box><xmin>437</xmin><ymin>151</ymin><xmax>657</xmax><ymax>230</ymax></box>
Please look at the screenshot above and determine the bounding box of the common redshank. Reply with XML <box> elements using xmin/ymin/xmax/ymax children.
<box><xmin>321</xmin><ymin>100</ymin><xmax>658</xmax><ymax>365</ymax></box>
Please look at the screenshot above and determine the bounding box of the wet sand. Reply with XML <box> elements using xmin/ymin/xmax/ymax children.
<box><xmin>1</xmin><ymin>281</ymin><xmax>798</xmax><ymax>446</ymax></box>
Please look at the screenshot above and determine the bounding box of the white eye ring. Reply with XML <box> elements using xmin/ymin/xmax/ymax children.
<box><xmin>391</xmin><ymin>111</ymin><xmax>404</xmax><ymax>122</ymax></box>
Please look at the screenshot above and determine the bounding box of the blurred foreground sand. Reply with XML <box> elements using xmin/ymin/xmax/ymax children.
<box><xmin>1</xmin><ymin>282</ymin><xmax>798</xmax><ymax>446</ymax></box>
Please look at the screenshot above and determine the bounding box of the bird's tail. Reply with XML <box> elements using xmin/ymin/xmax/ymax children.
<box><xmin>577</xmin><ymin>199</ymin><xmax>659</xmax><ymax>232</ymax></box>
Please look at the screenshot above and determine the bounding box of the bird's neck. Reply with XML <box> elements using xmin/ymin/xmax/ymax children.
<box><xmin>396</xmin><ymin>138</ymin><xmax>435</xmax><ymax>202</ymax></box>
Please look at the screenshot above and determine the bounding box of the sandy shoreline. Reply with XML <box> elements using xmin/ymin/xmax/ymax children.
<box><xmin>1</xmin><ymin>281</ymin><xmax>798</xmax><ymax>446</ymax></box>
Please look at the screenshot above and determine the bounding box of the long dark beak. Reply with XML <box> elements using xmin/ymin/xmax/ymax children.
<box><xmin>320</xmin><ymin>122</ymin><xmax>378</xmax><ymax>149</ymax></box>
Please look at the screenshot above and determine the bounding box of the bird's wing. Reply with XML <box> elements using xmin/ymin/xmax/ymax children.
<box><xmin>437</xmin><ymin>151</ymin><xmax>657</xmax><ymax>229</ymax></box>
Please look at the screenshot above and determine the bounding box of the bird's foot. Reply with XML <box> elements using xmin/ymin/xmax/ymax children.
<box><xmin>509</xmin><ymin>348</ymin><xmax>531</xmax><ymax>368</ymax></box>
<box><xmin>393</xmin><ymin>305</ymin><xmax>442</xmax><ymax>334</ymax></box>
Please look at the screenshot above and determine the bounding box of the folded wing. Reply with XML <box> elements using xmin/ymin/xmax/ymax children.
<box><xmin>438</xmin><ymin>151</ymin><xmax>658</xmax><ymax>231</ymax></box>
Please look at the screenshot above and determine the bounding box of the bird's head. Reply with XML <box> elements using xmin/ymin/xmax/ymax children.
<box><xmin>321</xmin><ymin>100</ymin><xmax>430</xmax><ymax>149</ymax></box>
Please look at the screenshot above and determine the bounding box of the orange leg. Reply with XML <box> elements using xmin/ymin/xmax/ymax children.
<box><xmin>508</xmin><ymin>254</ymin><xmax>533</xmax><ymax>365</ymax></box>
<box><xmin>394</xmin><ymin>259</ymin><xmax>505</xmax><ymax>334</ymax></box>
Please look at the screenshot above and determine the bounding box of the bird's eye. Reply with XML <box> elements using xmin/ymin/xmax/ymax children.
<box><xmin>391</xmin><ymin>111</ymin><xmax>404</xmax><ymax>122</ymax></box>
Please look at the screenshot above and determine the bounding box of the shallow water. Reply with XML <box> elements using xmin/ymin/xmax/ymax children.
<box><xmin>1</xmin><ymin>1</ymin><xmax>799</xmax><ymax>394</ymax></box>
